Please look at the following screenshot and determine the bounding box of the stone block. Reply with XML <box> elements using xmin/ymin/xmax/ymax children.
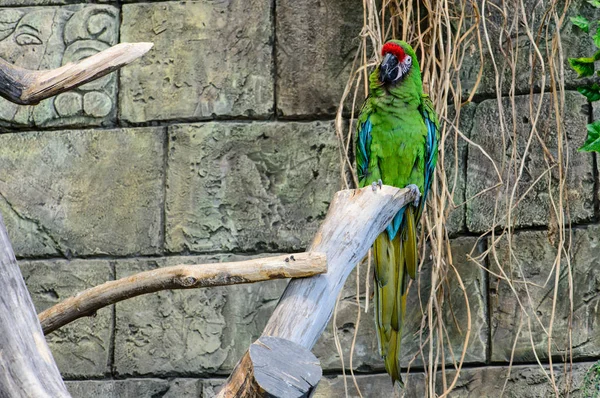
<box><xmin>0</xmin><ymin>5</ymin><xmax>118</xmax><ymax>128</ymax></box>
<box><xmin>21</xmin><ymin>259</ymin><xmax>112</xmax><ymax>378</ymax></box>
<box><xmin>490</xmin><ymin>225</ymin><xmax>600</xmax><ymax>363</ymax></box>
<box><xmin>120</xmin><ymin>1</ymin><xmax>273</xmax><ymax>123</ymax></box>
<box><xmin>0</xmin><ymin>127</ymin><xmax>164</xmax><ymax>257</ymax></box>
<box><xmin>444</xmin><ymin>103</ymin><xmax>476</xmax><ymax>234</ymax></box>
<box><xmin>66</xmin><ymin>378</ymin><xmax>203</xmax><ymax>398</ymax></box>
<box><xmin>113</xmin><ymin>254</ymin><xmax>288</xmax><ymax>376</ymax></box>
<box><xmin>314</xmin><ymin>374</ymin><xmax>396</xmax><ymax>397</ymax></box>
<box><xmin>457</xmin><ymin>0</ymin><xmax>599</xmax><ymax>97</ymax></box>
<box><xmin>276</xmin><ymin>0</ymin><xmax>363</xmax><ymax>117</ymax></box>
<box><xmin>165</xmin><ymin>121</ymin><xmax>340</xmax><ymax>253</ymax></box>
<box><xmin>313</xmin><ymin>237</ymin><xmax>487</xmax><ymax>373</ymax></box>
<box><xmin>403</xmin><ymin>362</ymin><xmax>590</xmax><ymax>397</ymax></box>
<box><xmin>466</xmin><ymin>92</ymin><xmax>594</xmax><ymax>232</ymax></box>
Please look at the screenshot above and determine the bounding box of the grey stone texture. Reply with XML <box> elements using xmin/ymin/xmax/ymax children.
<box><xmin>490</xmin><ymin>225</ymin><xmax>600</xmax><ymax>363</ymax></box>
<box><xmin>0</xmin><ymin>5</ymin><xmax>118</xmax><ymax>128</ymax></box>
<box><xmin>119</xmin><ymin>1</ymin><xmax>273</xmax><ymax>123</ymax></box>
<box><xmin>0</xmin><ymin>127</ymin><xmax>164</xmax><ymax>257</ymax></box>
<box><xmin>66</xmin><ymin>378</ymin><xmax>206</xmax><ymax>398</ymax></box>
<box><xmin>458</xmin><ymin>0</ymin><xmax>599</xmax><ymax>97</ymax></box>
<box><xmin>444</xmin><ymin>103</ymin><xmax>476</xmax><ymax>234</ymax></box>
<box><xmin>113</xmin><ymin>254</ymin><xmax>288</xmax><ymax>376</ymax></box>
<box><xmin>21</xmin><ymin>259</ymin><xmax>112</xmax><ymax>378</ymax></box>
<box><xmin>165</xmin><ymin>121</ymin><xmax>341</xmax><ymax>253</ymax></box>
<box><xmin>466</xmin><ymin>92</ymin><xmax>594</xmax><ymax>232</ymax></box>
<box><xmin>276</xmin><ymin>0</ymin><xmax>363</xmax><ymax>117</ymax></box>
<box><xmin>312</xmin><ymin>237</ymin><xmax>487</xmax><ymax>372</ymax></box>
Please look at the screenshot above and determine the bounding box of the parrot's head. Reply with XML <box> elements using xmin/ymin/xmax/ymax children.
<box><xmin>378</xmin><ymin>40</ymin><xmax>418</xmax><ymax>86</ymax></box>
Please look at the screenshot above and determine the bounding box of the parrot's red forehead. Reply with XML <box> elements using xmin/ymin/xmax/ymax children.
<box><xmin>381</xmin><ymin>42</ymin><xmax>406</xmax><ymax>61</ymax></box>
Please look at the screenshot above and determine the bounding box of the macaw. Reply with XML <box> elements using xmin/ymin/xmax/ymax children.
<box><xmin>356</xmin><ymin>40</ymin><xmax>439</xmax><ymax>386</ymax></box>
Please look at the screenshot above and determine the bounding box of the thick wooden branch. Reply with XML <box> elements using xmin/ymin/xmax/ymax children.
<box><xmin>0</xmin><ymin>42</ymin><xmax>153</xmax><ymax>105</ymax></box>
<box><xmin>224</xmin><ymin>337</ymin><xmax>321</xmax><ymax>398</ymax></box>
<box><xmin>219</xmin><ymin>185</ymin><xmax>416</xmax><ymax>397</ymax></box>
<box><xmin>0</xmin><ymin>214</ymin><xmax>71</xmax><ymax>397</ymax></box>
<box><xmin>39</xmin><ymin>252</ymin><xmax>326</xmax><ymax>335</ymax></box>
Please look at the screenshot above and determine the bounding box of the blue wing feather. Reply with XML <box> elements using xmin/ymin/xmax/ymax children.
<box><xmin>419</xmin><ymin>102</ymin><xmax>439</xmax><ymax>220</ymax></box>
<box><xmin>357</xmin><ymin>118</ymin><xmax>373</xmax><ymax>182</ymax></box>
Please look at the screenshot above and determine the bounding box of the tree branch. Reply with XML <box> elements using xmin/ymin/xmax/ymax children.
<box><xmin>218</xmin><ymin>185</ymin><xmax>416</xmax><ymax>397</ymax></box>
<box><xmin>39</xmin><ymin>252</ymin><xmax>327</xmax><ymax>335</ymax></box>
<box><xmin>0</xmin><ymin>42</ymin><xmax>153</xmax><ymax>105</ymax></box>
<box><xmin>0</xmin><ymin>213</ymin><xmax>71</xmax><ymax>397</ymax></box>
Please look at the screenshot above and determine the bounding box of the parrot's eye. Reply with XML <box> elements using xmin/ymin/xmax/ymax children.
<box><xmin>405</xmin><ymin>56</ymin><xmax>412</xmax><ymax>66</ymax></box>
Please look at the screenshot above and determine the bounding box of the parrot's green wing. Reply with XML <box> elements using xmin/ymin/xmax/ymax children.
<box><xmin>356</xmin><ymin>102</ymin><xmax>378</xmax><ymax>186</ymax></box>
<box><xmin>417</xmin><ymin>93</ymin><xmax>440</xmax><ymax>223</ymax></box>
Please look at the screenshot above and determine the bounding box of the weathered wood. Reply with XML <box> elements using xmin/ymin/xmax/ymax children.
<box><xmin>39</xmin><ymin>252</ymin><xmax>327</xmax><ymax>335</ymax></box>
<box><xmin>0</xmin><ymin>213</ymin><xmax>71</xmax><ymax>398</ymax></box>
<box><xmin>221</xmin><ymin>336</ymin><xmax>321</xmax><ymax>398</ymax></box>
<box><xmin>0</xmin><ymin>42</ymin><xmax>152</xmax><ymax>105</ymax></box>
<box><xmin>219</xmin><ymin>185</ymin><xmax>416</xmax><ymax>397</ymax></box>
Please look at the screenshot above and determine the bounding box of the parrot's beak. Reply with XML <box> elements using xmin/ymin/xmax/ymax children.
<box><xmin>379</xmin><ymin>53</ymin><xmax>400</xmax><ymax>85</ymax></box>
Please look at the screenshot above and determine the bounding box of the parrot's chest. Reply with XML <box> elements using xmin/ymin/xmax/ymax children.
<box><xmin>370</xmin><ymin>110</ymin><xmax>427</xmax><ymax>186</ymax></box>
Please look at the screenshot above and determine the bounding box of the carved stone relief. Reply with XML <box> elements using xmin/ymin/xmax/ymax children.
<box><xmin>0</xmin><ymin>5</ymin><xmax>118</xmax><ymax>128</ymax></box>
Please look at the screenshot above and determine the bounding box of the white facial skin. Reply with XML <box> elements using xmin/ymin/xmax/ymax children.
<box><xmin>393</xmin><ymin>55</ymin><xmax>412</xmax><ymax>82</ymax></box>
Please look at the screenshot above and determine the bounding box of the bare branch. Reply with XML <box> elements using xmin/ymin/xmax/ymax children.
<box><xmin>39</xmin><ymin>252</ymin><xmax>327</xmax><ymax>335</ymax></box>
<box><xmin>0</xmin><ymin>42</ymin><xmax>153</xmax><ymax>105</ymax></box>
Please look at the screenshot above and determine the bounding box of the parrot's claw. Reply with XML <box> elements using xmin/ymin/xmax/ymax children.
<box><xmin>371</xmin><ymin>179</ymin><xmax>384</xmax><ymax>191</ymax></box>
<box><xmin>405</xmin><ymin>184</ymin><xmax>421</xmax><ymax>206</ymax></box>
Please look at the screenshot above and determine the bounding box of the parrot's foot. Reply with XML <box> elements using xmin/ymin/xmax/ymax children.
<box><xmin>371</xmin><ymin>179</ymin><xmax>383</xmax><ymax>191</ymax></box>
<box><xmin>405</xmin><ymin>184</ymin><xmax>421</xmax><ymax>207</ymax></box>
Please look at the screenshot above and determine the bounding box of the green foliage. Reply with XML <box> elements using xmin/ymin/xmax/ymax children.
<box><xmin>579</xmin><ymin>121</ymin><xmax>600</xmax><ymax>152</ymax></box>
<box><xmin>570</xmin><ymin>57</ymin><xmax>596</xmax><ymax>77</ymax></box>
<box><xmin>577</xmin><ymin>84</ymin><xmax>600</xmax><ymax>101</ymax></box>
<box><xmin>572</xmin><ymin>15</ymin><xmax>591</xmax><ymax>32</ymax></box>
<box><xmin>569</xmin><ymin>16</ymin><xmax>600</xmax><ymax>153</ymax></box>
<box><xmin>583</xmin><ymin>361</ymin><xmax>600</xmax><ymax>397</ymax></box>
<box><xmin>588</xmin><ymin>0</ymin><xmax>600</xmax><ymax>8</ymax></box>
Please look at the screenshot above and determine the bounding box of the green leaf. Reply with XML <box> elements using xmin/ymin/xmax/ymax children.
<box><xmin>569</xmin><ymin>57</ymin><xmax>596</xmax><ymax>77</ymax></box>
<box><xmin>594</xmin><ymin>49</ymin><xmax>600</xmax><ymax>60</ymax></box>
<box><xmin>594</xmin><ymin>29</ymin><xmax>600</xmax><ymax>48</ymax></box>
<box><xmin>588</xmin><ymin>0</ymin><xmax>600</xmax><ymax>7</ymax></box>
<box><xmin>579</xmin><ymin>121</ymin><xmax>600</xmax><ymax>152</ymax></box>
<box><xmin>571</xmin><ymin>15</ymin><xmax>591</xmax><ymax>32</ymax></box>
<box><xmin>578</xmin><ymin>84</ymin><xmax>600</xmax><ymax>101</ymax></box>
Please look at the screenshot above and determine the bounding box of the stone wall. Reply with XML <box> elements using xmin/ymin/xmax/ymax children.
<box><xmin>1</xmin><ymin>0</ymin><xmax>599</xmax><ymax>397</ymax></box>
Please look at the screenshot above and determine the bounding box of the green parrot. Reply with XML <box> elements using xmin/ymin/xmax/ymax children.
<box><xmin>356</xmin><ymin>40</ymin><xmax>439</xmax><ymax>386</ymax></box>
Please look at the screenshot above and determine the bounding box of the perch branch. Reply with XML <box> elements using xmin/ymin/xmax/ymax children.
<box><xmin>218</xmin><ymin>184</ymin><xmax>416</xmax><ymax>397</ymax></box>
<box><xmin>39</xmin><ymin>252</ymin><xmax>327</xmax><ymax>335</ymax></box>
<box><xmin>0</xmin><ymin>42</ymin><xmax>153</xmax><ymax>105</ymax></box>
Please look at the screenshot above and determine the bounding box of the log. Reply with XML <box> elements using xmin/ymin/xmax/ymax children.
<box><xmin>0</xmin><ymin>213</ymin><xmax>71</xmax><ymax>397</ymax></box>
<box><xmin>219</xmin><ymin>185</ymin><xmax>416</xmax><ymax>397</ymax></box>
<box><xmin>0</xmin><ymin>41</ymin><xmax>152</xmax><ymax>398</ymax></box>
<box><xmin>0</xmin><ymin>42</ymin><xmax>153</xmax><ymax>105</ymax></box>
<box><xmin>223</xmin><ymin>337</ymin><xmax>322</xmax><ymax>398</ymax></box>
<box><xmin>39</xmin><ymin>252</ymin><xmax>327</xmax><ymax>335</ymax></box>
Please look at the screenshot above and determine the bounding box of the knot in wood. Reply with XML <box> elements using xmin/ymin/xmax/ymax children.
<box><xmin>180</xmin><ymin>276</ymin><xmax>197</xmax><ymax>287</ymax></box>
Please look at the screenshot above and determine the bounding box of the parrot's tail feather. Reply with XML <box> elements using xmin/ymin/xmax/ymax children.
<box><xmin>404</xmin><ymin>206</ymin><xmax>418</xmax><ymax>280</ymax></box>
<box><xmin>373</xmin><ymin>231</ymin><xmax>407</xmax><ymax>386</ymax></box>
